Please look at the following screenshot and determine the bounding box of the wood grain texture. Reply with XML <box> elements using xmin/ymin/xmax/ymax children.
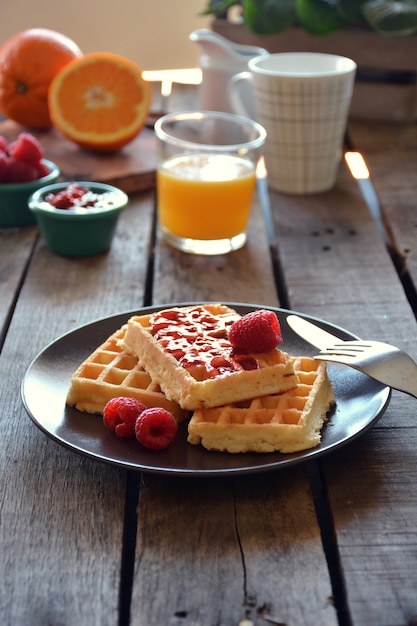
<box><xmin>269</xmin><ymin>158</ymin><xmax>417</xmax><ymax>625</ymax></box>
<box><xmin>131</xmin><ymin>475</ymin><xmax>246</xmax><ymax>625</ymax></box>
<box><xmin>234</xmin><ymin>470</ymin><xmax>337</xmax><ymax>625</ymax></box>
<box><xmin>213</xmin><ymin>22</ymin><xmax>417</xmax><ymax>72</ymax></box>
<box><xmin>0</xmin><ymin>226</ymin><xmax>37</xmax><ymax>337</ymax></box>
<box><xmin>0</xmin><ymin>193</ymin><xmax>154</xmax><ymax>624</ymax></box>
<box><xmin>268</xmin><ymin>164</ymin><xmax>414</xmax><ymax>341</ymax></box>
<box><xmin>130</xmin><ymin>471</ymin><xmax>337</xmax><ymax>626</ymax></box>
<box><xmin>348</xmin><ymin>120</ymin><xmax>417</xmax><ymax>290</ymax></box>
<box><xmin>323</xmin><ymin>429</ymin><xmax>417</xmax><ymax>626</ymax></box>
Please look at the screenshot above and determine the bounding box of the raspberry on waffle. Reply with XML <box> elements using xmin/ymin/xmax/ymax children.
<box><xmin>66</xmin><ymin>326</ymin><xmax>188</xmax><ymax>422</ymax></box>
<box><xmin>121</xmin><ymin>304</ymin><xmax>299</xmax><ymax>411</ymax></box>
<box><xmin>187</xmin><ymin>357</ymin><xmax>334</xmax><ymax>453</ymax></box>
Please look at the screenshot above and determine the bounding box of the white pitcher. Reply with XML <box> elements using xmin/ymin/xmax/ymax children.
<box><xmin>190</xmin><ymin>28</ymin><xmax>267</xmax><ymax>116</ymax></box>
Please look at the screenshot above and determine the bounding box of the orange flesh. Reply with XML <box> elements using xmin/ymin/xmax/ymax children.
<box><xmin>55</xmin><ymin>60</ymin><xmax>146</xmax><ymax>133</ymax></box>
<box><xmin>48</xmin><ymin>53</ymin><xmax>150</xmax><ymax>150</ymax></box>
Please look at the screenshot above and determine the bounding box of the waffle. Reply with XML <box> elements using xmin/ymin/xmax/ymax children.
<box><xmin>121</xmin><ymin>304</ymin><xmax>299</xmax><ymax>411</ymax></box>
<box><xmin>187</xmin><ymin>357</ymin><xmax>334</xmax><ymax>453</ymax></box>
<box><xmin>66</xmin><ymin>326</ymin><xmax>188</xmax><ymax>422</ymax></box>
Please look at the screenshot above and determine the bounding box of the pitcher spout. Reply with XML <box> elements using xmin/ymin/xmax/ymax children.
<box><xmin>190</xmin><ymin>28</ymin><xmax>267</xmax><ymax>114</ymax></box>
<box><xmin>190</xmin><ymin>28</ymin><xmax>267</xmax><ymax>64</ymax></box>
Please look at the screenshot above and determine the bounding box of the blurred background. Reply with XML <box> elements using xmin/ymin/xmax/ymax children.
<box><xmin>0</xmin><ymin>0</ymin><xmax>211</xmax><ymax>70</ymax></box>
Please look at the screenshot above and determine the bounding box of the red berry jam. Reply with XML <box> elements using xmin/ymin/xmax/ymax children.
<box><xmin>150</xmin><ymin>306</ymin><xmax>262</xmax><ymax>379</ymax></box>
<box><xmin>45</xmin><ymin>183</ymin><xmax>118</xmax><ymax>210</ymax></box>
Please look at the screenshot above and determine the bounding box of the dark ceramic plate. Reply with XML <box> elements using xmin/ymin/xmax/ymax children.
<box><xmin>21</xmin><ymin>302</ymin><xmax>391</xmax><ymax>476</ymax></box>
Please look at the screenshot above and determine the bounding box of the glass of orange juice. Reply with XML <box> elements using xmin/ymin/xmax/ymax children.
<box><xmin>154</xmin><ymin>111</ymin><xmax>266</xmax><ymax>255</ymax></box>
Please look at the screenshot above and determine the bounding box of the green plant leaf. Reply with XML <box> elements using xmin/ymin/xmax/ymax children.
<box><xmin>242</xmin><ymin>0</ymin><xmax>297</xmax><ymax>34</ymax></box>
<box><xmin>337</xmin><ymin>0</ymin><xmax>368</xmax><ymax>23</ymax></box>
<box><xmin>202</xmin><ymin>0</ymin><xmax>238</xmax><ymax>15</ymax></box>
<box><xmin>363</xmin><ymin>0</ymin><xmax>417</xmax><ymax>35</ymax></box>
<box><xmin>296</xmin><ymin>0</ymin><xmax>346</xmax><ymax>34</ymax></box>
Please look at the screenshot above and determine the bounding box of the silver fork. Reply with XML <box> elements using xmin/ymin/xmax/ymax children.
<box><xmin>316</xmin><ymin>340</ymin><xmax>417</xmax><ymax>399</ymax></box>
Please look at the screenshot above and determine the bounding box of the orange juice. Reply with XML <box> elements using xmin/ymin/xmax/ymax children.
<box><xmin>157</xmin><ymin>153</ymin><xmax>256</xmax><ymax>240</ymax></box>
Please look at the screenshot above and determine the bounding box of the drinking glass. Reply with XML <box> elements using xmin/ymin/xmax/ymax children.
<box><xmin>154</xmin><ymin>110</ymin><xmax>266</xmax><ymax>255</ymax></box>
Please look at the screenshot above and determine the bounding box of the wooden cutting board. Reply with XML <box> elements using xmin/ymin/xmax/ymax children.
<box><xmin>0</xmin><ymin>118</ymin><xmax>157</xmax><ymax>194</ymax></box>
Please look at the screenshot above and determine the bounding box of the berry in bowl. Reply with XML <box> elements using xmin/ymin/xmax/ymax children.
<box><xmin>28</xmin><ymin>181</ymin><xmax>128</xmax><ymax>256</ymax></box>
<box><xmin>0</xmin><ymin>132</ymin><xmax>60</xmax><ymax>227</ymax></box>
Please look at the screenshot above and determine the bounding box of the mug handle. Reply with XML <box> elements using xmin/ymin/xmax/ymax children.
<box><xmin>228</xmin><ymin>71</ymin><xmax>255</xmax><ymax>119</ymax></box>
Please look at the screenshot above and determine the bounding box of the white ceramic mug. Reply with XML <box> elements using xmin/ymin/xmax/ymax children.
<box><xmin>229</xmin><ymin>52</ymin><xmax>357</xmax><ymax>194</ymax></box>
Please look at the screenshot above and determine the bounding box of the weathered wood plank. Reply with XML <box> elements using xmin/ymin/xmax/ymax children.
<box><xmin>212</xmin><ymin>21</ymin><xmax>417</xmax><ymax>73</ymax></box>
<box><xmin>0</xmin><ymin>225</ymin><xmax>37</xmax><ymax>339</ymax></box>
<box><xmin>131</xmin><ymin>469</ymin><xmax>337</xmax><ymax>626</ymax></box>
<box><xmin>131</xmin><ymin>475</ymin><xmax>246</xmax><ymax>625</ymax></box>
<box><xmin>269</xmin><ymin>162</ymin><xmax>417</xmax><ymax>625</ymax></box>
<box><xmin>234</xmin><ymin>470</ymin><xmax>338</xmax><ymax>625</ymax></box>
<box><xmin>0</xmin><ymin>193</ymin><xmax>154</xmax><ymax>625</ymax></box>
<box><xmin>348</xmin><ymin>120</ymin><xmax>417</xmax><ymax>295</ymax></box>
<box><xmin>322</xmin><ymin>429</ymin><xmax>417</xmax><ymax>626</ymax></box>
<box><xmin>268</xmin><ymin>164</ymin><xmax>414</xmax><ymax>340</ymax></box>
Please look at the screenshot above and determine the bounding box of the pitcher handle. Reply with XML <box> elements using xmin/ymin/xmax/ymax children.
<box><xmin>228</xmin><ymin>71</ymin><xmax>255</xmax><ymax>119</ymax></box>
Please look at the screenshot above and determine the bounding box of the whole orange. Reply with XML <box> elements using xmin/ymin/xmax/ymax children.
<box><xmin>0</xmin><ymin>28</ymin><xmax>82</xmax><ymax>128</ymax></box>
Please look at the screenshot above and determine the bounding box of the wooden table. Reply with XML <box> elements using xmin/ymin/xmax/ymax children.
<box><xmin>1</xmin><ymin>81</ymin><xmax>417</xmax><ymax>626</ymax></box>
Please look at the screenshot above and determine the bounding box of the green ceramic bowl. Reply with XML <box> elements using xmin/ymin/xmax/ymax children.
<box><xmin>28</xmin><ymin>181</ymin><xmax>129</xmax><ymax>257</ymax></box>
<box><xmin>0</xmin><ymin>159</ymin><xmax>60</xmax><ymax>227</ymax></box>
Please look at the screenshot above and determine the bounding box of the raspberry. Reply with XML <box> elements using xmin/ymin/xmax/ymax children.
<box><xmin>135</xmin><ymin>407</ymin><xmax>178</xmax><ymax>450</ymax></box>
<box><xmin>45</xmin><ymin>190</ymin><xmax>74</xmax><ymax>209</ymax></box>
<box><xmin>0</xmin><ymin>135</ymin><xmax>9</xmax><ymax>153</ymax></box>
<box><xmin>36</xmin><ymin>161</ymin><xmax>51</xmax><ymax>178</ymax></box>
<box><xmin>9</xmin><ymin>132</ymin><xmax>44</xmax><ymax>167</ymax></box>
<box><xmin>103</xmin><ymin>396</ymin><xmax>146</xmax><ymax>438</ymax></box>
<box><xmin>229</xmin><ymin>310</ymin><xmax>283</xmax><ymax>354</ymax></box>
<box><xmin>0</xmin><ymin>133</ymin><xmax>50</xmax><ymax>183</ymax></box>
<box><xmin>46</xmin><ymin>184</ymin><xmax>87</xmax><ymax>208</ymax></box>
<box><xmin>3</xmin><ymin>157</ymin><xmax>39</xmax><ymax>183</ymax></box>
<box><xmin>0</xmin><ymin>152</ymin><xmax>8</xmax><ymax>182</ymax></box>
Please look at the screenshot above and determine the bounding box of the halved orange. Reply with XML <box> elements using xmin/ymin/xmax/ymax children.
<box><xmin>48</xmin><ymin>52</ymin><xmax>151</xmax><ymax>152</ymax></box>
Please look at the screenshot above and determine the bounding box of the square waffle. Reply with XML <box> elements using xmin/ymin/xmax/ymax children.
<box><xmin>121</xmin><ymin>304</ymin><xmax>299</xmax><ymax>411</ymax></box>
<box><xmin>187</xmin><ymin>357</ymin><xmax>334</xmax><ymax>453</ymax></box>
<box><xmin>66</xmin><ymin>326</ymin><xmax>188</xmax><ymax>422</ymax></box>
